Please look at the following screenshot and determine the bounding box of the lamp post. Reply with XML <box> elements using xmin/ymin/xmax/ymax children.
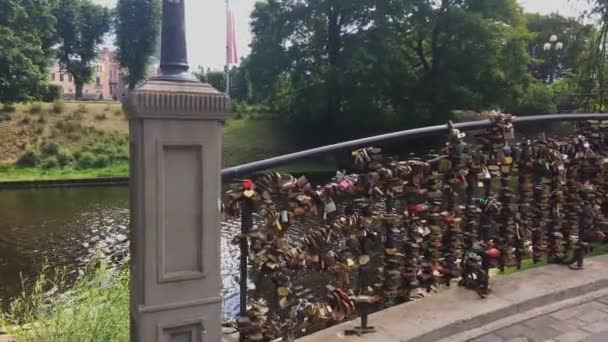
<box><xmin>543</xmin><ymin>34</ymin><xmax>564</xmax><ymax>84</ymax></box>
<box><xmin>124</xmin><ymin>0</ymin><xmax>230</xmax><ymax>341</ymax></box>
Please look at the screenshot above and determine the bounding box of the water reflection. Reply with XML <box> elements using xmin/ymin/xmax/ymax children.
<box><xmin>0</xmin><ymin>186</ymin><xmax>241</xmax><ymax>318</ymax></box>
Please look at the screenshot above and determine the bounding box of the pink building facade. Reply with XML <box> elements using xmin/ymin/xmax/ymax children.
<box><xmin>49</xmin><ymin>48</ymin><xmax>127</xmax><ymax>100</ymax></box>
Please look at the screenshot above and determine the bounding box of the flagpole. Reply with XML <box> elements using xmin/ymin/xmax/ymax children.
<box><xmin>225</xmin><ymin>0</ymin><xmax>231</xmax><ymax>98</ymax></box>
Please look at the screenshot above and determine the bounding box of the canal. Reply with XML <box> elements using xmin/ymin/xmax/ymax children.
<box><xmin>0</xmin><ymin>186</ymin><xmax>241</xmax><ymax>319</ymax></box>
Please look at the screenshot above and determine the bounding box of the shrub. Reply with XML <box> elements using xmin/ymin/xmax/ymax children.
<box><xmin>56</xmin><ymin>149</ymin><xmax>75</xmax><ymax>166</ymax></box>
<box><xmin>41</xmin><ymin>141</ymin><xmax>60</xmax><ymax>156</ymax></box>
<box><xmin>2</xmin><ymin>103</ymin><xmax>16</xmax><ymax>112</ymax></box>
<box><xmin>37</xmin><ymin>113</ymin><xmax>47</xmax><ymax>124</ymax></box>
<box><xmin>40</xmin><ymin>156</ymin><xmax>59</xmax><ymax>169</ymax></box>
<box><xmin>18</xmin><ymin>148</ymin><xmax>41</xmax><ymax>167</ymax></box>
<box><xmin>95</xmin><ymin>113</ymin><xmax>108</xmax><ymax>121</ymax></box>
<box><xmin>20</xmin><ymin>116</ymin><xmax>31</xmax><ymax>124</ymax></box>
<box><xmin>0</xmin><ymin>111</ymin><xmax>11</xmax><ymax>122</ymax></box>
<box><xmin>29</xmin><ymin>102</ymin><xmax>43</xmax><ymax>114</ymax></box>
<box><xmin>34</xmin><ymin>126</ymin><xmax>44</xmax><ymax>135</ymax></box>
<box><xmin>93</xmin><ymin>154</ymin><xmax>110</xmax><ymax>168</ymax></box>
<box><xmin>511</xmin><ymin>81</ymin><xmax>557</xmax><ymax>116</ymax></box>
<box><xmin>52</xmin><ymin>100</ymin><xmax>65</xmax><ymax>114</ymax></box>
<box><xmin>75</xmin><ymin>104</ymin><xmax>87</xmax><ymax>114</ymax></box>
<box><xmin>105</xmin><ymin>104</ymin><xmax>111</xmax><ymax>112</ymax></box>
<box><xmin>114</xmin><ymin>108</ymin><xmax>123</xmax><ymax>117</ymax></box>
<box><xmin>76</xmin><ymin>151</ymin><xmax>96</xmax><ymax>169</ymax></box>
<box><xmin>41</xmin><ymin>84</ymin><xmax>62</xmax><ymax>102</ymax></box>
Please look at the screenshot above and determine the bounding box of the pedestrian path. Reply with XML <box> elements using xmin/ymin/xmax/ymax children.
<box><xmin>301</xmin><ymin>255</ymin><xmax>608</xmax><ymax>342</ymax></box>
<box><xmin>466</xmin><ymin>295</ymin><xmax>608</xmax><ymax>342</ymax></box>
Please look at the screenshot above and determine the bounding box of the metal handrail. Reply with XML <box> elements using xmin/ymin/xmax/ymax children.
<box><xmin>221</xmin><ymin>113</ymin><xmax>608</xmax><ymax>181</ymax></box>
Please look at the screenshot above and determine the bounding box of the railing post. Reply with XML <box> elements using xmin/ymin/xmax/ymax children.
<box><xmin>237</xmin><ymin>195</ymin><xmax>253</xmax><ymax>341</ymax></box>
<box><xmin>125</xmin><ymin>1</ymin><xmax>230</xmax><ymax>340</ymax></box>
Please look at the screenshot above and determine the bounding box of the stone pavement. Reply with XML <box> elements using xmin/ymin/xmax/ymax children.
<box><xmin>300</xmin><ymin>255</ymin><xmax>608</xmax><ymax>342</ymax></box>
<box><xmin>469</xmin><ymin>296</ymin><xmax>608</xmax><ymax>342</ymax></box>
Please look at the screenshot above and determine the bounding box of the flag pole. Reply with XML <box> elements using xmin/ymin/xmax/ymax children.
<box><xmin>225</xmin><ymin>0</ymin><xmax>231</xmax><ymax>98</ymax></box>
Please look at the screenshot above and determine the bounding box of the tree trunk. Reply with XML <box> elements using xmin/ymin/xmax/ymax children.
<box><xmin>75</xmin><ymin>80</ymin><xmax>84</xmax><ymax>100</ymax></box>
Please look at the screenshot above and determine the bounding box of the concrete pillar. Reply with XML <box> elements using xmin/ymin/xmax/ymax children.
<box><xmin>125</xmin><ymin>79</ymin><xmax>229</xmax><ymax>342</ymax></box>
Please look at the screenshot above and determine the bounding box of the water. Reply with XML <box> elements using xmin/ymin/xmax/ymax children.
<box><xmin>0</xmin><ymin>186</ymin><xmax>241</xmax><ymax>319</ymax></box>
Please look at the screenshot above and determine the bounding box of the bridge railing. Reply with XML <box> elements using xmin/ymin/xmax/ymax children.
<box><xmin>221</xmin><ymin>113</ymin><xmax>608</xmax><ymax>341</ymax></box>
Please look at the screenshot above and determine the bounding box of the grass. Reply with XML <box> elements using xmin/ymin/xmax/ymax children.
<box><xmin>0</xmin><ymin>102</ymin><xmax>333</xmax><ymax>182</ymax></box>
<box><xmin>0</xmin><ymin>163</ymin><xmax>129</xmax><ymax>182</ymax></box>
<box><xmin>0</xmin><ymin>261</ymin><xmax>128</xmax><ymax>342</ymax></box>
<box><xmin>498</xmin><ymin>244</ymin><xmax>608</xmax><ymax>276</ymax></box>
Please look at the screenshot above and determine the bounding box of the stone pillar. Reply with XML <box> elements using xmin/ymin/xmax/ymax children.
<box><xmin>125</xmin><ymin>79</ymin><xmax>229</xmax><ymax>342</ymax></box>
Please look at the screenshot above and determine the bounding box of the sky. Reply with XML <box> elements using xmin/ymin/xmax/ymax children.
<box><xmin>95</xmin><ymin>0</ymin><xmax>593</xmax><ymax>71</ymax></box>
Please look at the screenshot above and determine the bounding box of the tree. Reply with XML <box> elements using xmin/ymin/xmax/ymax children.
<box><xmin>526</xmin><ymin>13</ymin><xmax>592</xmax><ymax>83</ymax></box>
<box><xmin>114</xmin><ymin>0</ymin><xmax>161</xmax><ymax>90</ymax></box>
<box><xmin>0</xmin><ymin>0</ymin><xmax>57</xmax><ymax>103</ymax></box>
<box><xmin>244</xmin><ymin>0</ymin><xmax>537</xmax><ymax>142</ymax></box>
<box><xmin>53</xmin><ymin>0</ymin><xmax>110</xmax><ymax>99</ymax></box>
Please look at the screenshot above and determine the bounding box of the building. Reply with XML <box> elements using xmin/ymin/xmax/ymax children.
<box><xmin>49</xmin><ymin>48</ymin><xmax>127</xmax><ymax>101</ymax></box>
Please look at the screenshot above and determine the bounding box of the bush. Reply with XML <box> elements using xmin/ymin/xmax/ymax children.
<box><xmin>0</xmin><ymin>261</ymin><xmax>128</xmax><ymax>342</ymax></box>
<box><xmin>20</xmin><ymin>116</ymin><xmax>31</xmax><ymax>124</ymax></box>
<box><xmin>0</xmin><ymin>111</ymin><xmax>11</xmax><ymax>122</ymax></box>
<box><xmin>93</xmin><ymin>154</ymin><xmax>110</xmax><ymax>168</ymax></box>
<box><xmin>76</xmin><ymin>151</ymin><xmax>96</xmax><ymax>169</ymax></box>
<box><xmin>95</xmin><ymin>113</ymin><xmax>108</xmax><ymax>121</ymax></box>
<box><xmin>40</xmin><ymin>156</ymin><xmax>59</xmax><ymax>169</ymax></box>
<box><xmin>52</xmin><ymin>99</ymin><xmax>65</xmax><ymax>114</ymax></box>
<box><xmin>105</xmin><ymin>104</ymin><xmax>111</xmax><ymax>112</ymax></box>
<box><xmin>41</xmin><ymin>141</ymin><xmax>60</xmax><ymax>156</ymax></box>
<box><xmin>2</xmin><ymin>103</ymin><xmax>16</xmax><ymax>112</ymax></box>
<box><xmin>511</xmin><ymin>82</ymin><xmax>557</xmax><ymax>116</ymax></box>
<box><xmin>18</xmin><ymin>148</ymin><xmax>41</xmax><ymax>167</ymax></box>
<box><xmin>114</xmin><ymin>108</ymin><xmax>123</xmax><ymax>117</ymax></box>
<box><xmin>56</xmin><ymin>149</ymin><xmax>75</xmax><ymax>166</ymax></box>
<box><xmin>29</xmin><ymin>102</ymin><xmax>43</xmax><ymax>114</ymax></box>
<box><xmin>75</xmin><ymin>104</ymin><xmax>87</xmax><ymax>114</ymax></box>
<box><xmin>37</xmin><ymin>113</ymin><xmax>47</xmax><ymax>123</ymax></box>
<box><xmin>41</xmin><ymin>84</ymin><xmax>62</xmax><ymax>102</ymax></box>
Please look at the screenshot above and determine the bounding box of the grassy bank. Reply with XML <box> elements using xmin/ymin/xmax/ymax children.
<box><xmin>0</xmin><ymin>102</ymin><xmax>334</xmax><ymax>182</ymax></box>
<box><xmin>0</xmin><ymin>262</ymin><xmax>128</xmax><ymax>342</ymax></box>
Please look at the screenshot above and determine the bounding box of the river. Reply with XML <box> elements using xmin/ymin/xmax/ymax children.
<box><xmin>0</xmin><ymin>186</ymin><xmax>241</xmax><ymax>319</ymax></box>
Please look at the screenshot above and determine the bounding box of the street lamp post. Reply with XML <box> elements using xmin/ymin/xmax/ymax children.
<box><xmin>543</xmin><ymin>34</ymin><xmax>564</xmax><ymax>84</ymax></box>
<box><xmin>124</xmin><ymin>0</ymin><xmax>230</xmax><ymax>341</ymax></box>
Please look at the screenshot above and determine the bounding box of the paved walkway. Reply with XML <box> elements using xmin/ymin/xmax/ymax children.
<box><xmin>471</xmin><ymin>297</ymin><xmax>608</xmax><ymax>342</ymax></box>
<box><xmin>301</xmin><ymin>255</ymin><xmax>608</xmax><ymax>342</ymax></box>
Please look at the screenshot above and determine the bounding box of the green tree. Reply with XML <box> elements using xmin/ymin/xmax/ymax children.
<box><xmin>53</xmin><ymin>0</ymin><xmax>110</xmax><ymax>99</ymax></box>
<box><xmin>0</xmin><ymin>0</ymin><xmax>57</xmax><ymax>103</ymax></box>
<box><xmin>525</xmin><ymin>13</ymin><xmax>592</xmax><ymax>83</ymax></box>
<box><xmin>114</xmin><ymin>0</ymin><xmax>161</xmax><ymax>90</ymax></box>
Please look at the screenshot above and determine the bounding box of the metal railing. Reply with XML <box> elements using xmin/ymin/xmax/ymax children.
<box><xmin>221</xmin><ymin>113</ymin><xmax>608</xmax><ymax>181</ymax></box>
<box><xmin>222</xmin><ymin>113</ymin><xmax>608</xmax><ymax>341</ymax></box>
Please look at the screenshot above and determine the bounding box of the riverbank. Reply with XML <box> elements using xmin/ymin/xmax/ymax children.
<box><xmin>0</xmin><ymin>160</ymin><xmax>334</xmax><ymax>187</ymax></box>
<box><xmin>0</xmin><ymin>102</ymin><xmax>333</xmax><ymax>183</ymax></box>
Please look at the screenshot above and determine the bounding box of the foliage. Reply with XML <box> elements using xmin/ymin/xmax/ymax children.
<box><xmin>29</xmin><ymin>102</ymin><xmax>42</xmax><ymax>114</ymax></box>
<box><xmin>525</xmin><ymin>13</ymin><xmax>593</xmax><ymax>83</ymax></box>
<box><xmin>242</xmin><ymin>0</ymin><xmax>534</xmax><ymax>142</ymax></box>
<box><xmin>114</xmin><ymin>0</ymin><xmax>161</xmax><ymax>90</ymax></box>
<box><xmin>510</xmin><ymin>80</ymin><xmax>557</xmax><ymax>115</ymax></box>
<box><xmin>0</xmin><ymin>0</ymin><xmax>57</xmax><ymax>103</ymax></box>
<box><xmin>0</xmin><ymin>261</ymin><xmax>129</xmax><ymax>342</ymax></box>
<box><xmin>53</xmin><ymin>0</ymin><xmax>111</xmax><ymax>99</ymax></box>
<box><xmin>0</xmin><ymin>111</ymin><xmax>11</xmax><ymax>122</ymax></box>
<box><xmin>18</xmin><ymin>148</ymin><xmax>41</xmax><ymax>167</ymax></box>
<box><xmin>52</xmin><ymin>100</ymin><xmax>66</xmax><ymax>114</ymax></box>
<box><xmin>41</xmin><ymin>84</ymin><xmax>62</xmax><ymax>103</ymax></box>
